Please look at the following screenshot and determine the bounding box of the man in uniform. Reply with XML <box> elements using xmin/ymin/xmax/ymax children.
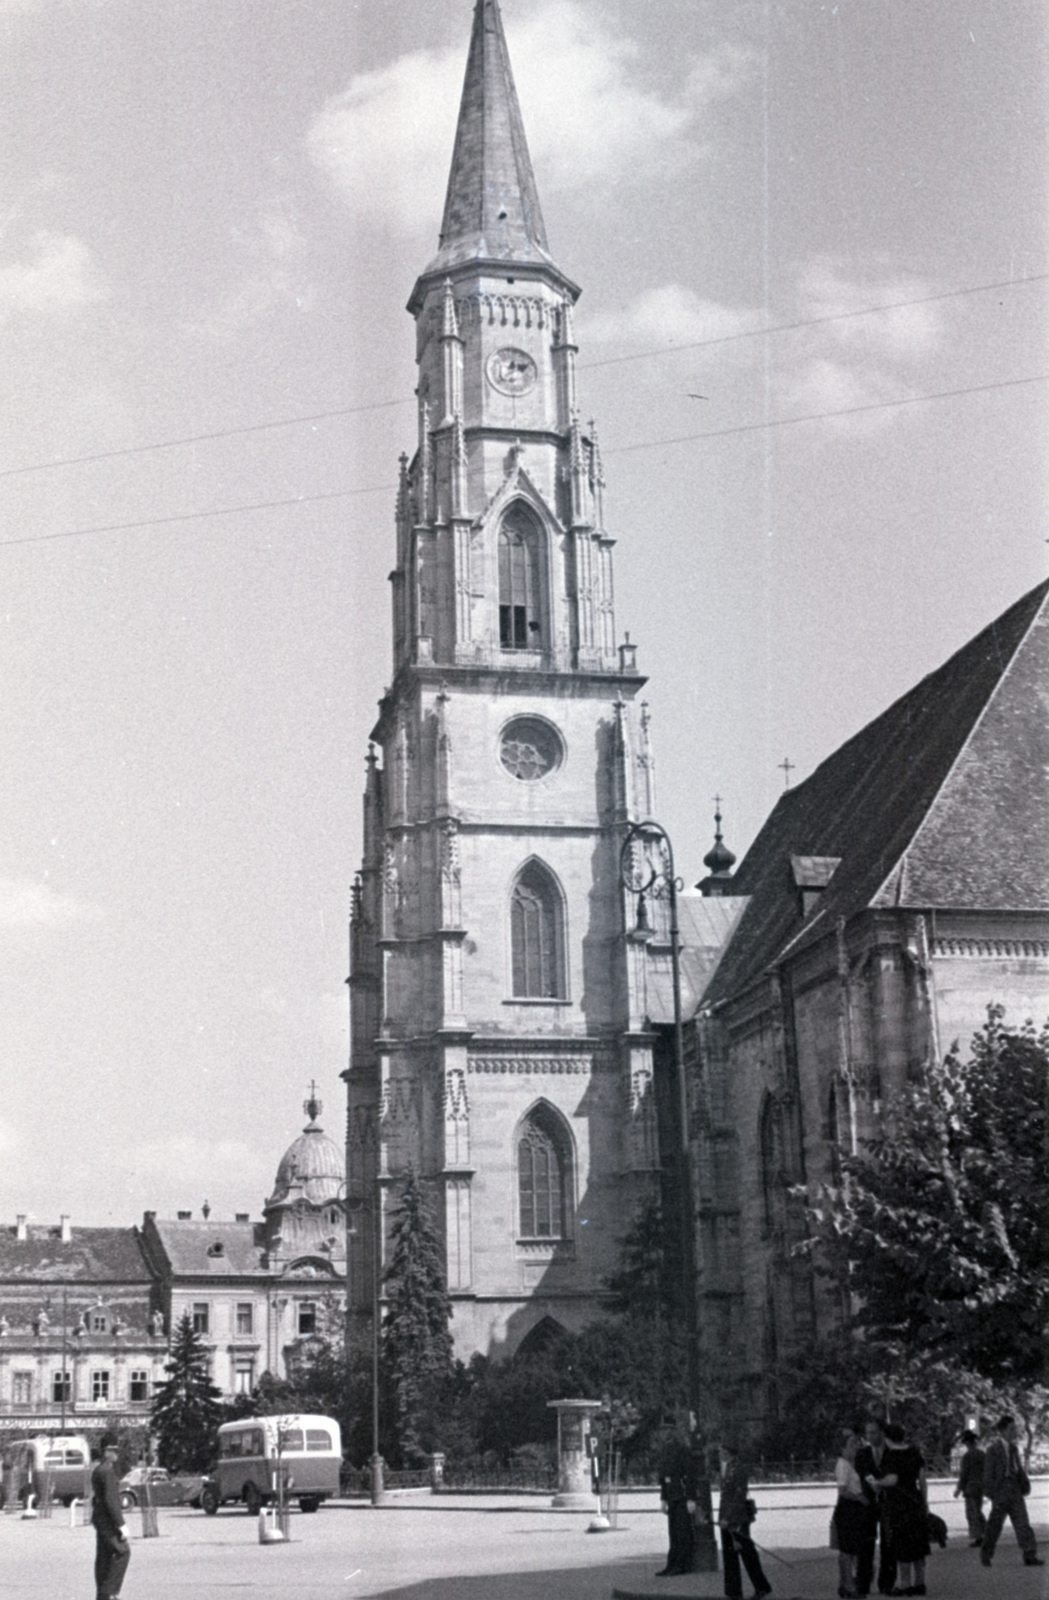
<box><xmin>91</xmin><ymin>1431</ymin><xmax>131</xmax><ymax>1600</ymax></box>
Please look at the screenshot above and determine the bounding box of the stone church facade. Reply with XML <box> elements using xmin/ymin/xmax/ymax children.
<box><xmin>685</xmin><ymin>580</ymin><xmax>1049</xmax><ymax>1430</ymax></box>
<box><xmin>344</xmin><ymin>0</ymin><xmax>667</xmax><ymax>1360</ymax></box>
<box><xmin>342</xmin><ymin>0</ymin><xmax>1049</xmax><ymax>1408</ymax></box>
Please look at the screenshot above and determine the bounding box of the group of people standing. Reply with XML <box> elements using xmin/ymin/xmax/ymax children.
<box><xmin>833</xmin><ymin>1418</ymin><xmax>932</xmax><ymax>1598</ymax></box>
<box><xmin>833</xmin><ymin>1413</ymin><xmax>1042</xmax><ymax>1599</ymax></box>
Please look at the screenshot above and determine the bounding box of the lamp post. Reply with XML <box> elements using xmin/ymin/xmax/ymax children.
<box><xmin>619</xmin><ymin>819</ymin><xmax>717</xmax><ymax>1571</ymax></box>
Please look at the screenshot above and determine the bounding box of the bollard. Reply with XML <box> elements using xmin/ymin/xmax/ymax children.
<box><xmin>140</xmin><ymin>1504</ymin><xmax>159</xmax><ymax>1538</ymax></box>
<box><xmin>69</xmin><ymin>1497</ymin><xmax>80</xmax><ymax>1528</ymax></box>
<box><xmin>258</xmin><ymin>1507</ymin><xmax>285</xmax><ymax>1544</ymax></box>
<box><xmin>21</xmin><ymin>1492</ymin><xmax>37</xmax><ymax>1520</ymax></box>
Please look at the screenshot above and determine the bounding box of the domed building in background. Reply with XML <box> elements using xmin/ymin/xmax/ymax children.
<box><xmin>141</xmin><ymin>1088</ymin><xmax>346</xmax><ymax>1397</ymax></box>
<box><xmin>0</xmin><ymin>1091</ymin><xmax>347</xmax><ymax>1424</ymax></box>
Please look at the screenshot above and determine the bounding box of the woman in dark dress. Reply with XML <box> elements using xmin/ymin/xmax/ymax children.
<box><xmin>870</xmin><ymin>1422</ymin><xmax>929</xmax><ymax>1596</ymax></box>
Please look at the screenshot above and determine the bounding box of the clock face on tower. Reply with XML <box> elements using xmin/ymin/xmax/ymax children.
<box><xmin>499</xmin><ymin>716</ymin><xmax>563</xmax><ymax>780</ymax></box>
<box><xmin>486</xmin><ymin>347</ymin><xmax>538</xmax><ymax>397</ymax></box>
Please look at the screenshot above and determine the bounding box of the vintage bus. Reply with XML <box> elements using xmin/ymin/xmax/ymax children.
<box><xmin>5</xmin><ymin>1434</ymin><xmax>91</xmax><ymax>1507</ymax></box>
<box><xmin>201</xmin><ymin>1414</ymin><xmax>341</xmax><ymax>1514</ymax></box>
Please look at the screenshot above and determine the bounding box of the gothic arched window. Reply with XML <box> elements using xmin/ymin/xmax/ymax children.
<box><xmin>510</xmin><ymin>861</ymin><xmax>564</xmax><ymax>998</ymax></box>
<box><xmin>517</xmin><ymin>1106</ymin><xmax>571</xmax><ymax>1239</ymax></box>
<box><xmin>499</xmin><ymin>507</ymin><xmax>542</xmax><ymax>649</ymax></box>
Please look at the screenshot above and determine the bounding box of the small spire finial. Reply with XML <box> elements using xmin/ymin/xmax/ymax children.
<box><xmin>304</xmin><ymin>1081</ymin><xmax>322</xmax><ymax>1127</ymax></box>
<box><xmin>779</xmin><ymin>757</ymin><xmax>795</xmax><ymax>789</ymax></box>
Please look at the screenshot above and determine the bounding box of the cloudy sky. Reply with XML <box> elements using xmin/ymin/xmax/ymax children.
<box><xmin>1</xmin><ymin>0</ymin><xmax>1045</xmax><ymax>1225</ymax></box>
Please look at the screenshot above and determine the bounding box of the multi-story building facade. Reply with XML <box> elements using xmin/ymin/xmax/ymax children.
<box><xmin>0</xmin><ymin>1093</ymin><xmax>346</xmax><ymax>1432</ymax></box>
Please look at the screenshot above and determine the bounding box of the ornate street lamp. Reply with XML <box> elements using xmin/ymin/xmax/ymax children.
<box><xmin>619</xmin><ymin>819</ymin><xmax>717</xmax><ymax>1571</ymax></box>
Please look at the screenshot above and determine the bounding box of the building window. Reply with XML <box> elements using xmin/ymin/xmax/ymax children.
<box><xmin>92</xmin><ymin>1370</ymin><xmax>110</xmax><ymax>1402</ymax></box>
<box><xmin>129</xmin><ymin>1370</ymin><xmax>149</xmax><ymax>1402</ymax></box>
<box><xmin>236</xmin><ymin>1303</ymin><xmax>254</xmax><ymax>1335</ymax></box>
<box><xmin>498</xmin><ymin>509</ymin><xmax>542</xmax><ymax>649</ymax></box>
<box><xmin>510</xmin><ymin>861</ymin><xmax>564</xmax><ymax>998</ymax></box>
<box><xmin>297</xmin><ymin>1302</ymin><xmax>316</xmax><ymax>1337</ymax></box>
<box><xmin>518</xmin><ymin>1106</ymin><xmax>571</xmax><ymax>1239</ymax></box>
<box><xmin>12</xmin><ymin>1372</ymin><xmax>32</xmax><ymax>1405</ymax></box>
<box><xmin>52</xmin><ymin>1371</ymin><xmax>72</xmax><ymax>1404</ymax></box>
<box><xmin>234</xmin><ymin>1361</ymin><xmax>254</xmax><ymax>1395</ymax></box>
<box><xmin>191</xmin><ymin>1303</ymin><xmax>209</xmax><ymax>1335</ymax></box>
<box><xmin>91</xmin><ymin>1312</ymin><xmax>107</xmax><ymax>1333</ymax></box>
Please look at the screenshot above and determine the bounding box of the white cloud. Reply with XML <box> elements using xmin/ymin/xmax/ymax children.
<box><xmin>0</xmin><ymin>876</ymin><xmax>102</xmax><ymax>937</ymax></box>
<box><xmin>307</xmin><ymin>3</ymin><xmax>755</xmax><ymax>232</ymax></box>
<box><xmin>0</xmin><ymin>231</ymin><xmax>104</xmax><ymax>322</ymax></box>
<box><xmin>778</xmin><ymin>258</ymin><xmax>943</xmax><ymax>436</ymax></box>
<box><xmin>797</xmin><ymin>257</ymin><xmax>942</xmax><ymax>360</ymax></box>
<box><xmin>582</xmin><ymin>282</ymin><xmax>760</xmax><ymax>349</ymax></box>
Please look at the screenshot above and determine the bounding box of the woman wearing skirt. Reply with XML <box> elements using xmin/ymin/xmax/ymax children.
<box><xmin>833</xmin><ymin>1431</ymin><xmax>870</xmax><ymax>1598</ymax></box>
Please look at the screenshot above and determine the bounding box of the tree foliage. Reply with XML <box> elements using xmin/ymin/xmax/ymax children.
<box><xmin>150</xmin><ymin>1313</ymin><xmax>223</xmax><ymax>1472</ymax></box>
<box><xmin>805</xmin><ymin>1008</ymin><xmax>1049</xmax><ymax>1382</ymax></box>
<box><xmin>381</xmin><ymin>1167</ymin><xmax>454</xmax><ymax>1465</ymax></box>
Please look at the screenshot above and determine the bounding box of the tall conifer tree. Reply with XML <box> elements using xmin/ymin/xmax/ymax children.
<box><xmin>150</xmin><ymin>1312</ymin><xmax>223</xmax><ymax>1472</ymax></box>
<box><xmin>381</xmin><ymin>1167</ymin><xmax>454</xmax><ymax>1465</ymax></box>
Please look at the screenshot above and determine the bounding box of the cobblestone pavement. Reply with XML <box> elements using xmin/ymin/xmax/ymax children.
<box><xmin>1</xmin><ymin>1482</ymin><xmax>1044</xmax><ymax>1600</ymax></box>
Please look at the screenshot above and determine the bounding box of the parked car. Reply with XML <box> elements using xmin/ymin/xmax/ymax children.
<box><xmin>118</xmin><ymin>1466</ymin><xmax>204</xmax><ymax>1510</ymax></box>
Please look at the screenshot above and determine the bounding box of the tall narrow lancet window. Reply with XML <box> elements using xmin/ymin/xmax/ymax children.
<box><xmin>518</xmin><ymin>1106</ymin><xmax>571</xmax><ymax>1239</ymax></box>
<box><xmin>510</xmin><ymin>861</ymin><xmax>564</xmax><ymax>998</ymax></box>
<box><xmin>499</xmin><ymin>507</ymin><xmax>542</xmax><ymax>648</ymax></box>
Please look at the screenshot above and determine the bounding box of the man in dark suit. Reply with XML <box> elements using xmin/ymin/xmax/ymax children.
<box><xmin>981</xmin><ymin>1415</ymin><xmax>1042</xmax><ymax>1568</ymax></box>
<box><xmin>657</xmin><ymin>1433</ymin><xmax>696</xmax><ymax>1575</ymax></box>
<box><xmin>91</xmin><ymin>1431</ymin><xmax>131</xmax><ymax>1600</ymax></box>
<box><xmin>854</xmin><ymin>1416</ymin><xmax>895</xmax><ymax>1597</ymax></box>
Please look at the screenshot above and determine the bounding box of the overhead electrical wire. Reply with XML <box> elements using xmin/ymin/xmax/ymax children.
<box><xmin>1</xmin><ymin>369</ymin><xmax>1044</xmax><ymax>550</ymax></box>
<box><xmin>0</xmin><ymin>272</ymin><xmax>1043</xmax><ymax>485</ymax></box>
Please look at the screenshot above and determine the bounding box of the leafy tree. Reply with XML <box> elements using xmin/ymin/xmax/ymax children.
<box><xmin>150</xmin><ymin>1313</ymin><xmax>223</xmax><ymax>1472</ymax></box>
<box><xmin>805</xmin><ymin>1008</ymin><xmax>1049</xmax><ymax>1383</ymax></box>
<box><xmin>381</xmin><ymin>1166</ymin><xmax>454</xmax><ymax>1465</ymax></box>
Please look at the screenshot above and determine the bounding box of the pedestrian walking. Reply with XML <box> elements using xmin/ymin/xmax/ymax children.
<box><xmin>91</xmin><ymin>1431</ymin><xmax>131</xmax><ymax>1600</ymax></box>
<box><xmin>953</xmin><ymin>1430</ymin><xmax>985</xmax><ymax>1547</ymax></box>
<box><xmin>854</xmin><ymin>1416</ymin><xmax>895</xmax><ymax>1597</ymax></box>
<box><xmin>981</xmin><ymin>1414</ymin><xmax>1043</xmax><ymax>1569</ymax></box>
<box><xmin>717</xmin><ymin>1442</ymin><xmax>771</xmax><ymax>1600</ymax></box>
<box><xmin>832</xmin><ymin>1429</ymin><xmax>869</xmax><ymax>1598</ymax></box>
<box><xmin>656</xmin><ymin>1433</ymin><xmax>696</xmax><ymax>1576</ymax></box>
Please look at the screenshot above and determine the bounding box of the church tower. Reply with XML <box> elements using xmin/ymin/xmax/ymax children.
<box><xmin>345</xmin><ymin>0</ymin><xmax>663</xmax><ymax>1360</ymax></box>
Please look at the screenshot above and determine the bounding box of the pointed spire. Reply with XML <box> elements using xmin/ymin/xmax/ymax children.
<box><xmin>428</xmin><ymin>0</ymin><xmax>553</xmax><ymax>274</ymax></box>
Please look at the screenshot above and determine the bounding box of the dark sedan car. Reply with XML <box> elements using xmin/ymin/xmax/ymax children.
<box><xmin>118</xmin><ymin>1467</ymin><xmax>203</xmax><ymax>1510</ymax></box>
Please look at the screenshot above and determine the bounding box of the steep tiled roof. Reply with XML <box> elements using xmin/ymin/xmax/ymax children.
<box><xmin>146</xmin><ymin>1219</ymin><xmax>268</xmax><ymax>1276</ymax></box>
<box><xmin>424</xmin><ymin>0</ymin><xmax>556</xmax><ymax>277</ymax></box>
<box><xmin>702</xmin><ymin>579</ymin><xmax>1049</xmax><ymax>1008</ymax></box>
<box><xmin>0</xmin><ymin>1225</ymin><xmax>151</xmax><ymax>1281</ymax></box>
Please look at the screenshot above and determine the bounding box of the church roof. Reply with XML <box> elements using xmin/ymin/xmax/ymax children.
<box><xmin>701</xmin><ymin>578</ymin><xmax>1049</xmax><ymax>1009</ymax></box>
<box><xmin>0</xmin><ymin>1224</ymin><xmax>151</xmax><ymax>1282</ymax></box>
<box><xmin>420</xmin><ymin>0</ymin><xmax>561</xmax><ymax>281</ymax></box>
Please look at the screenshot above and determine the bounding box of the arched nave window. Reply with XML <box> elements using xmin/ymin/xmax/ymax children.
<box><xmin>517</xmin><ymin>1104</ymin><xmax>572</xmax><ymax>1240</ymax></box>
<box><xmin>499</xmin><ymin>506</ymin><xmax>542</xmax><ymax>649</ymax></box>
<box><xmin>510</xmin><ymin>860</ymin><xmax>565</xmax><ymax>998</ymax></box>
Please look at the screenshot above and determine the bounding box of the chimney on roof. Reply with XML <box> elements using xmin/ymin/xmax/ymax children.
<box><xmin>235</xmin><ymin>1213</ymin><xmax>249</xmax><ymax>1223</ymax></box>
<box><xmin>16</xmin><ymin>1215</ymin><xmax>27</xmax><ymax>1241</ymax></box>
<box><xmin>177</xmin><ymin>1210</ymin><xmax>192</xmax><ymax>1220</ymax></box>
<box><xmin>60</xmin><ymin>1215</ymin><xmax>71</xmax><ymax>1242</ymax></box>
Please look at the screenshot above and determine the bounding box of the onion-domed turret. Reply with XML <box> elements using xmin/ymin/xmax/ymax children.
<box><xmin>267</xmin><ymin>1088</ymin><xmax>344</xmax><ymax>1209</ymax></box>
<box><xmin>697</xmin><ymin>802</ymin><xmax>737</xmax><ymax>897</ymax></box>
